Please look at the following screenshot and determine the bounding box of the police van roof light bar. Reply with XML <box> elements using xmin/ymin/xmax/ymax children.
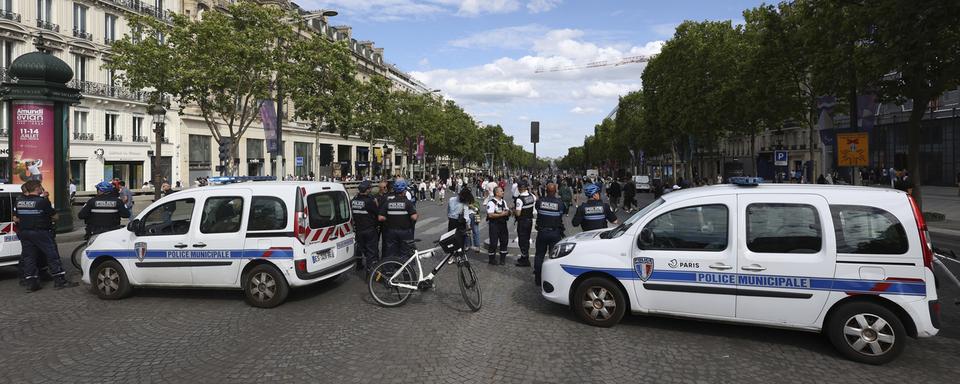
<box><xmin>207</xmin><ymin>176</ymin><xmax>278</xmax><ymax>184</ymax></box>
<box><xmin>729</xmin><ymin>177</ymin><xmax>763</xmax><ymax>186</ymax></box>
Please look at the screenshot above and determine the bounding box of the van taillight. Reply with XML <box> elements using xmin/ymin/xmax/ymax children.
<box><xmin>294</xmin><ymin>213</ymin><xmax>307</xmax><ymax>244</ymax></box>
<box><xmin>908</xmin><ymin>195</ymin><xmax>934</xmax><ymax>270</ymax></box>
<box><xmin>295</xmin><ymin>259</ymin><xmax>306</xmax><ymax>272</ymax></box>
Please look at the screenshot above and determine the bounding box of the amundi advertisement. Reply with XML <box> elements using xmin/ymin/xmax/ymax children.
<box><xmin>11</xmin><ymin>101</ymin><xmax>56</xmax><ymax>202</ymax></box>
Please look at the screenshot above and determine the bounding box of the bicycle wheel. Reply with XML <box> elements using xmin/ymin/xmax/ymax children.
<box><xmin>368</xmin><ymin>259</ymin><xmax>419</xmax><ymax>307</ymax></box>
<box><xmin>457</xmin><ymin>256</ymin><xmax>482</xmax><ymax>312</ymax></box>
<box><xmin>71</xmin><ymin>241</ymin><xmax>88</xmax><ymax>271</ymax></box>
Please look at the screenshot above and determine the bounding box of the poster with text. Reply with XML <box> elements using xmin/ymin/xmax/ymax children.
<box><xmin>12</xmin><ymin>101</ymin><xmax>56</xmax><ymax>203</ymax></box>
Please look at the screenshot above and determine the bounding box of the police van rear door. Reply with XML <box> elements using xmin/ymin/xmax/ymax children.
<box><xmin>301</xmin><ymin>186</ymin><xmax>355</xmax><ymax>279</ymax></box>
<box><xmin>736</xmin><ymin>194</ymin><xmax>835</xmax><ymax>325</ymax></box>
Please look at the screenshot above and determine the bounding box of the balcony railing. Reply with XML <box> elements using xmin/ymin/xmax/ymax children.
<box><xmin>133</xmin><ymin>135</ymin><xmax>149</xmax><ymax>143</ymax></box>
<box><xmin>105</xmin><ymin>134</ymin><xmax>123</xmax><ymax>142</ymax></box>
<box><xmin>66</xmin><ymin>79</ymin><xmax>151</xmax><ymax>102</ymax></box>
<box><xmin>73</xmin><ymin>28</ymin><xmax>93</xmax><ymax>41</ymax></box>
<box><xmin>101</xmin><ymin>0</ymin><xmax>174</xmax><ymax>23</ymax></box>
<box><xmin>36</xmin><ymin>19</ymin><xmax>59</xmax><ymax>32</ymax></box>
<box><xmin>73</xmin><ymin>132</ymin><xmax>94</xmax><ymax>141</ymax></box>
<box><xmin>0</xmin><ymin>9</ymin><xmax>20</xmax><ymax>22</ymax></box>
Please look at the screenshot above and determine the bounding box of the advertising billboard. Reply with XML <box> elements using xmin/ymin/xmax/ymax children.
<box><xmin>11</xmin><ymin>101</ymin><xmax>56</xmax><ymax>202</ymax></box>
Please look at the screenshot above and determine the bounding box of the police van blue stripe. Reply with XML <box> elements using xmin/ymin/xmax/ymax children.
<box><xmin>560</xmin><ymin>265</ymin><xmax>926</xmax><ymax>296</ymax></box>
<box><xmin>86</xmin><ymin>249</ymin><xmax>295</xmax><ymax>260</ymax></box>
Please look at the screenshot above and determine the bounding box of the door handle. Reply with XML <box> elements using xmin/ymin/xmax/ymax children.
<box><xmin>741</xmin><ymin>264</ymin><xmax>766</xmax><ymax>272</ymax></box>
<box><xmin>174</xmin><ymin>243</ymin><xmax>188</xmax><ymax>249</ymax></box>
<box><xmin>709</xmin><ymin>263</ymin><xmax>733</xmax><ymax>270</ymax></box>
<box><xmin>193</xmin><ymin>242</ymin><xmax>207</xmax><ymax>248</ymax></box>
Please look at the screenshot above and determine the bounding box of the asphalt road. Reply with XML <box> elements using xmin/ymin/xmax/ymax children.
<box><xmin>0</xmin><ymin>192</ymin><xmax>958</xmax><ymax>383</ymax></box>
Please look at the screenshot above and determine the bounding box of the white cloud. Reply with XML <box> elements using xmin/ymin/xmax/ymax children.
<box><xmin>456</xmin><ymin>0</ymin><xmax>520</xmax><ymax>16</ymax></box>
<box><xmin>448</xmin><ymin>25</ymin><xmax>548</xmax><ymax>50</ymax></box>
<box><xmin>650</xmin><ymin>22</ymin><xmax>679</xmax><ymax>38</ymax></box>
<box><xmin>586</xmin><ymin>81</ymin><xmax>640</xmax><ymax>98</ymax></box>
<box><xmin>527</xmin><ymin>0</ymin><xmax>561</xmax><ymax>13</ymax></box>
<box><xmin>570</xmin><ymin>106</ymin><xmax>600</xmax><ymax>114</ymax></box>
<box><xmin>418</xmin><ymin>57</ymin><xmax>430</xmax><ymax>67</ymax></box>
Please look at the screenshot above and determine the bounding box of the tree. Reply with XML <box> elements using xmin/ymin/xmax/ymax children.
<box><xmin>108</xmin><ymin>2</ymin><xmax>296</xmax><ymax>176</ymax></box>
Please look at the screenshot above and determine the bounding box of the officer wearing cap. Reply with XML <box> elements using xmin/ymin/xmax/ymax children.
<box><xmin>534</xmin><ymin>182</ymin><xmax>565</xmax><ymax>285</ymax></box>
<box><xmin>15</xmin><ymin>181</ymin><xmax>78</xmax><ymax>292</ymax></box>
<box><xmin>573</xmin><ymin>183</ymin><xmax>618</xmax><ymax>232</ymax></box>
<box><xmin>78</xmin><ymin>181</ymin><xmax>131</xmax><ymax>239</ymax></box>
<box><xmin>351</xmin><ymin>180</ymin><xmax>380</xmax><ymax>273</ymax></box>
<box><xmin>513</xmin><ymin>180</ymin><xmax>537</xmax><ymax>267</ymax></box>
<box><xmin>378</xmin><ymin>179</ymin><xmax>418</xmax><ymax>260</ymax></box>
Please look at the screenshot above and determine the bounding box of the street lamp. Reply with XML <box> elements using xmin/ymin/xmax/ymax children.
<box><xmin>148</xmin><ymin>102</ymin><xmax>166</xmax><ymax>201</ymax></box>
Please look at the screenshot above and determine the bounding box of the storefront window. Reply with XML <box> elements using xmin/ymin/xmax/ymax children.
<box><xmin>189</xmin><ymin>135</ymin><xmax>211</xmax><ymax>166</ymax></box>
<box><xmin>294</xmin><ymin>142</ymin><xmax>313</xmax><ymax>177</ymax></box>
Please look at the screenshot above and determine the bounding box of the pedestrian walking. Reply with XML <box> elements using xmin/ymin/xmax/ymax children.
<box><xmin>622</xmin><ymin>177</ymin><xmax>636</xmax><ymax>212</ymax></box>
<box><xmin>534</xmin><ymin>182</ymin><xmax>565</xmax><ymax>285</ymax></box>
<box><xmin>351</xmin><ymin>180</ymin><xmax>380</xmax><ymax>274</ymax></box>
<box><xmin>558</xmin><ymin>181</ymin><xmax>573</xmax><ymax>216</ymax></box>
<box><xmin>377</xmin><ymin>180</ymin><xmax>418</xmax><ymax>261</ymax></box>
<box><xmin>15</xmin><ymin>181</ymin><xmax>77</xmax><ymax>292</ymax></box>
<box><xmin>119</xmin><ymin>181</ymin><xmax>134</xmax><ymax>212</ymax></box>
<box><xmin>512</xmin><ymin>180</ymin><xmax>536</xmax><ymax>267</ymax></box>
<box><xmin>485</xmin><ymin>186</ymin><xmax>510</xmax><ymax>265</ymax></box>
<box><xmin>573</xmin><ymin>184</ymin><xmax>618</xmax><ymax>232</ymax></box>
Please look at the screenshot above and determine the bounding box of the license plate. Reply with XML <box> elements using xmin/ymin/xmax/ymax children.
<box><xmin>2</xmin><ymin>235</ymin><xmax>17</xmax><ymax>242</ymax></box>
<box><xmin>311</xmin><ymin>249</ymin><xmax>333</xmax><ymax>263</ymax></box>
<box><xmin>337</xmin><ymin>238</ymin><xmax>354</xmax><ymax>249</ymax></box>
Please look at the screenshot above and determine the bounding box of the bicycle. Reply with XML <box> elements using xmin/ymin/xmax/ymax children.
<box><xmin>71</xmin><ymin>226</ymin><xmax>123</xmax><ymax>271</ymax></box>
<box><xmin>368</xmin><ymin>229</ymin><xmax>482</xmax><ymax>311</ymax></box>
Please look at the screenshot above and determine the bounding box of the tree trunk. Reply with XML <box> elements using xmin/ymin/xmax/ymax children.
<box><xmin>907</xmin><ymin>100</ymin><xmax>927</xmax><ymax>210</ymax></box>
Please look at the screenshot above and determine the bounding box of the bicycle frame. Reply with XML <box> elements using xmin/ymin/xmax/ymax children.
<box><xmin>388</xmin><ymin>246</ymin><xmax>462</xmax><ymax>290</ymax></box>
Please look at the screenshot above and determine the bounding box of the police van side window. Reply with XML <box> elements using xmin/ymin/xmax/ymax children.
<box><xmin>248</xmin><ymin>196</ymin><xmax>287</xmax><ymax>231</ymax></box>
<box><xmin>307</xmin><ymin>192</ymin><xmax>349</xmax><ymax>228</ymax></box>
<box><xmin>200</xmin><ymin>197</ymin><xmax>244</xmax><ymax>234</ymax></box>
<box><xmin>0</xmin><ymin>193</ymin><xmax>17</xmax><ymax>222</ymax></box>
<box><xmin>830</xmin><ymin>205</ymin><xmax>908</xmax><ymax>254</ymax></box>
<box><xmin>141</xmin><ymin>199</ymin><xmax>195</xmax><ymax>236</ymax></box>
<box><xmin>642</xmin><ymin>204</ymin><xmax>728</xmax><ymax>251</ymax></box>
<box><xmin>746</xmin><ymin>203</ymin><xmax>822</xmax><ymax>253</ymax></box>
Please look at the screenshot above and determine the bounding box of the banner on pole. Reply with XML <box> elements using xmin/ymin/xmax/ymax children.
<box><xmin>260</xmin><ymin>100</ymin><xmax>278</xmax><ymax>154</ymax></box>
<box><xmin>416</xmin><ymin>135</ymin><xmax>425</xmax><ymax>160</ymax></box>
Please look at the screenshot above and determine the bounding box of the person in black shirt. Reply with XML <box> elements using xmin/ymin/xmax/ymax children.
<box><xmin>15</xmin><ymin>181</ymin><xmax>77</xmax><ymax>292</ymax></box>
<box><xmin>534</xmin><ymin>183</ymin><xmax>565</xmax><ymax>285</ymax></box>
<box><xmin>78</xmin><ymin>181</ymin><xmax>131</xmax><ymax>237</ymax></box>
<box><xmin>573</xmin><ymin>183</ymin><xmax>618</xmax><ymax>231</ymax></box>
<box><xmin>352</xmin><ymin>180</ymin><xmax>380</xmax><ymax>273</ymax></box>
<box><xmin>512</xmin><ymin>180</ymin><xmax>536</xmax><ymax>267</ymax></box>
<box><xmin>378</xmin><ymin>180</ymin><xmax>418</xmax><ymax>260</ymax></box>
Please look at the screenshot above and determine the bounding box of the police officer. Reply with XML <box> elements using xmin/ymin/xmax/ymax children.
<box><xmin>485</xmin><ymin>186</ymin><xmax>510</xmax><ymax>265</ymax></box>
<box><xmin>15</xmin><ymin>181</ymin><xmax>77</xmax><ymax>292</ymax></box>
<box><xmin>534</xmin><ymin>182</ymin><xmax>565</xmax><ymax>285</ymax></box>
<box><xmin>378</xmin><ymin>179</ymin><xmax>417</xmax><ymax>260</ymax></box>
<box><xmin>513</xmin><ymin>180</ymin><xmax>536</xmax><ymax>267</ymax></box>
<box><xmin>351</xmin><ymin>180</ymin><xmax>380</xmax><ymax>273</ymax></box>
<box><xmin>573</xmin><ymin>183</ymin><xmax>618</xmax><ymax>231</ymax></box>
<box><xmin>78</xmin><ymin>181</ymin><xmax>131</xmax><ymax>238</ymax></box>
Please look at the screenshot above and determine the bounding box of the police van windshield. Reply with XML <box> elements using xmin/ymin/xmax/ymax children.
<box><xmin>603</xmin><ymin>198</ymin><xmax>663</xmax><ymax>239</ymax></box>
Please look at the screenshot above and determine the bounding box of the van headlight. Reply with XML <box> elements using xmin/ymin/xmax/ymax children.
<box><xmin>550</xmin><ymin>243</ymin><xmax>576</xmax><ymax>259</ymax></box>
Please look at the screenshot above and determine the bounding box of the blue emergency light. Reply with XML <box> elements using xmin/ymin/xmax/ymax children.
<box><xmin>729</xmin><ymin>177</ymin><xmax>764</xmax><ymax>186</ymax></box>
<box><xmin>207</xmin><ymin>176</ymin><xmax>277</xmax><ymax>184</ymax></box>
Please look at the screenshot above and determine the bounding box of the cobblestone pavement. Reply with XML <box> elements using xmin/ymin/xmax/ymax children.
<box><xmin>1</xmin><ymin>193</ymin><xmax>959</xmax><ymax>383</ymax></box>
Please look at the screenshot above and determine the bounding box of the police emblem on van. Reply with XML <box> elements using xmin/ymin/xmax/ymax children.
<box><xmin>135</xmin><ymin>242</ymin><xmax>147</xmax><ymax>262</ymax></box>
<box><xmin>634</xmin><ymin>257</ymin><xmax>654</xmax><ymax>282</ymax></box>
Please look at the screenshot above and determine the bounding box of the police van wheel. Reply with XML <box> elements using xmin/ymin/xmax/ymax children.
<box><xmin>244</xmin><ymin>265</ymin><xmax>289</xmax><ymax>308</ymax></box>
<box><xmin>827</xmin><ymin>302</ymin><xmax>906</xmax><ymax>365</ymax></box>
<box><xmin>573</xmin><ymin>277</ymin><xmax>625</xmax><ymax>327</ymax></box>
<box><xmin>92</xmin><ymin>260</ymin><xmax>132</xmax><ymax>300</ymax></box>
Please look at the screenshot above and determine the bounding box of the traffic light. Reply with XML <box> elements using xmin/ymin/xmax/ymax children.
<box><xmin>218</xmin><ymin>137</ymin><xmax>233</xmax><ymax>164</ymax></box>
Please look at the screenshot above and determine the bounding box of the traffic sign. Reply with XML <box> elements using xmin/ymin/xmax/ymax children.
<box><xmin>295</xmin><ymin>156</ymin><xmax>304</xmax><ymax>166</ymax></box>
<box><xmin>774</xmin><ymin>150</ymin><xmax>788</xmax><ymax>166</ymax></box>
<box><xmin>837</xmin><ymin>132</ymin><xmax>869</xmax><ymax>167</ymax></box>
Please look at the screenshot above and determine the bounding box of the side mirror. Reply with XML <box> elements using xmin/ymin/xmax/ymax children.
<box><xmin>127</xmin><ymin>219</ymin><xmax>140</xmax><ymax>234</ymax></box>
<box><xmin>638</xmin><ymin>227</ymin><xmax>654</xmax><ymax>249</ymax></box>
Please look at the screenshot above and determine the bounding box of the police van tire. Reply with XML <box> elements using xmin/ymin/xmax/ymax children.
<box><xmin>92</xmin><ymin>260</ymin><xmax>132</xmax><ymax>300</ymax></box>
<box><xmin>243</xmin><ymin>265</ymin><xmax>289</xmax><ymax>308</ymax></box>
<box><xmin>826</xmin><ymin>302</ymin><xmax>906</xmax><ymax>365</ymax></box>
<box><xmin>573</xmin><ymin>277</ymin><xmax>625</xmax><ymax>327</ymax></box>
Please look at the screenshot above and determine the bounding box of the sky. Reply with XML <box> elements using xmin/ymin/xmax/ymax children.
<box><xmin>299</xmin><ymin>0</ymin><xmax>765</xmax><ymax>158</ymax></box>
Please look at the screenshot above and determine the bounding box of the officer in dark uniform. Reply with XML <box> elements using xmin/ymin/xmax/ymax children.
<box><xmin>351</xmin><ymin>180</ymin><xmax>380</xmax><ymax>273</ymax></box>
<box><xmin>378</xmin><ymin>179</ymin><xmax>417</xmax><ymax>260</ymax></box>
<box><xmin>14</xmin><ymin>181</ymin><xmax>77</xmax><ymax>292</ymax></box>
<box><xmin>485</xmin><ymin>186</ymin><xmax>510</xmax><ymax>265</ymax></box>
<box><xmin>512</xmin><ymin>180</ymin><xmax>537</xmax><ymax>267</ymax></box>
<box><xmin>77</xmin><ymin>181</ymin><xmax>131</xmax><ymax>238</ymax></box>
<box><xmin>573</xmin><ymin>183</ymin><xmax>618</xmax><ymax>231</ymax></box>
<box><xmin>534</xmin><ymin>182</ymin><xmax>565</xmax><ymax>285</ymax></box>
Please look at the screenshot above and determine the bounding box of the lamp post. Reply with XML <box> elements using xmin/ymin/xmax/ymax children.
<box><xmin>148</xmin><ymin>102</ymin><xmax>166</xmax><ymax>201</ymax></box>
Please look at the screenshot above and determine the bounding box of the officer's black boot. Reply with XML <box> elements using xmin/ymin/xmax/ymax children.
<box><xmin>488</xmin><ymin>254</ymin><xmax>497</xmax><ymax>265</ymax></box>
<box><xmin>499</xmin><ymin>253</ymin><xmax>507</xmax><ymax>265</ymax></box>
<box><xmin>515</xmin><ymin>255</ymin><xmax>531</xmax><ymax>267</ymax></box>
<box><xmin>54</xmin><ymin>275</ymin><xmax>79</xmax><ymax>289</ymax></box>
<box><xmin>26</xmin><ymin>278</ymin><xmax>41</xmax><ymax>292</ymax></box>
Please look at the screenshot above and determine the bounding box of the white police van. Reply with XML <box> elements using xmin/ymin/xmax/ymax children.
<box><xmin>541</xmin><ymin>177</ymin><xmax>941</xmax><ymax>364</ymax></box>
<box><xmin>80</xmin><ymin>178</ymin><xmax>356</xmax><ymax>308</ymax></box>
<box><xmin>0</xmin><ymin>184</ymin><xmax>22</xmax><ymax>269</ymax></box>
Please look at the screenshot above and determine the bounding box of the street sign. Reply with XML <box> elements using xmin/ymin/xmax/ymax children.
<box><xmin>774</xmin><ymin>150</ymin><xmax>788</xmax><ymax>166</ymax></box>
<box><xmin>295</xmin><ymin>156</ymin><xmax>304</xmax><ymax>166</ymax></box>
<box><xmin>837</xmin><ymin>132</ymin><xmax>869</xmax><ymax>167</ymax></box>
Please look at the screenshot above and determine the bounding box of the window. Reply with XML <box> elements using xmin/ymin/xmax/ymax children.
<box><xmin>132</xmin><ymin>116</ymin><xmax>143</xmax><ymax>138</ymax></box>
<box><xmin>141</xmin><ymin>199</ymin><xmax>195</xmax><ymax>236</ymax></box>
<box><xmin>74</xmin><ymin>55</ymin><xmax>86</xmax><ymax>82</ymax></box>
<box><xmin>73</xmin><ymin>111</ymin><xmax>87</xmax><ymax>133</ymax></box>
<box><xmin>73</xmin><ymin>3</ymin><xmax>87</xmax><ymax>32</ymax></box>
<box><xmin>294</xmin><ymin>142</ymin><xmax>313</xmax><ymax>177</ymax></box>
<box><xmin>746</xmin><ymin>203</ymin><xmax>822</xmax><ymax>253</ymax></box>
<box><xmin>831</xmin><ymin>205</ymin><xmax>908</xmax><ymax>254</ymax></box>
<box><xmin>36</xmin><ymin>0</ymin><xmax>52</xmax><ymax>22</ymax></box>
<box><xmin>189</xmin><ymin>135</ymin><xmax>211</xmax><ymax>166</ymax></box>
<box><xmin>248</xmin><ymin>196</ymin><xmax>286</xmax><ymax>231</ymax></box>
<box><xmin>0</xmin><ymin>192</ymin><xmax>19</xmax><ymax>223</ymax></box>
<box><xmin>104</xmin><ymin>14</ymin><xmax>117</xmax><ymax>43</ymax></box>
<box><xmin>246</xmin><ymin>138</ymin><xmax>263</xmax><ymax>159</ymax></box>
<box><xmin>200</xmin><ymin>196</ymin><xmax>244</xmax><ymax>233</ymax></box>
<box><xmin>642</xmin><ymin>204</ymin><xmax>728</xmax><ymax>251</ymax></box>
<box><xmin>2</xmin><ymin>40</ymin><xmax>13</xmax><ymax>68</ymax></box>
<box><xmin>307</xmin><ymin>192</ymin><xmax>349</xmax><ymax>229</ymax></box>
<box><xmin>104</xmin><ymin>113</ymin><xmax>118</xmax><ymax>139</ymax></box>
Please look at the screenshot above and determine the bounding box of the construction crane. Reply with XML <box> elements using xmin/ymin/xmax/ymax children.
<box><xmin>534</xmin><ymin>55</ymin><xmax>652</xmax><ymax>73</ymax></box>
